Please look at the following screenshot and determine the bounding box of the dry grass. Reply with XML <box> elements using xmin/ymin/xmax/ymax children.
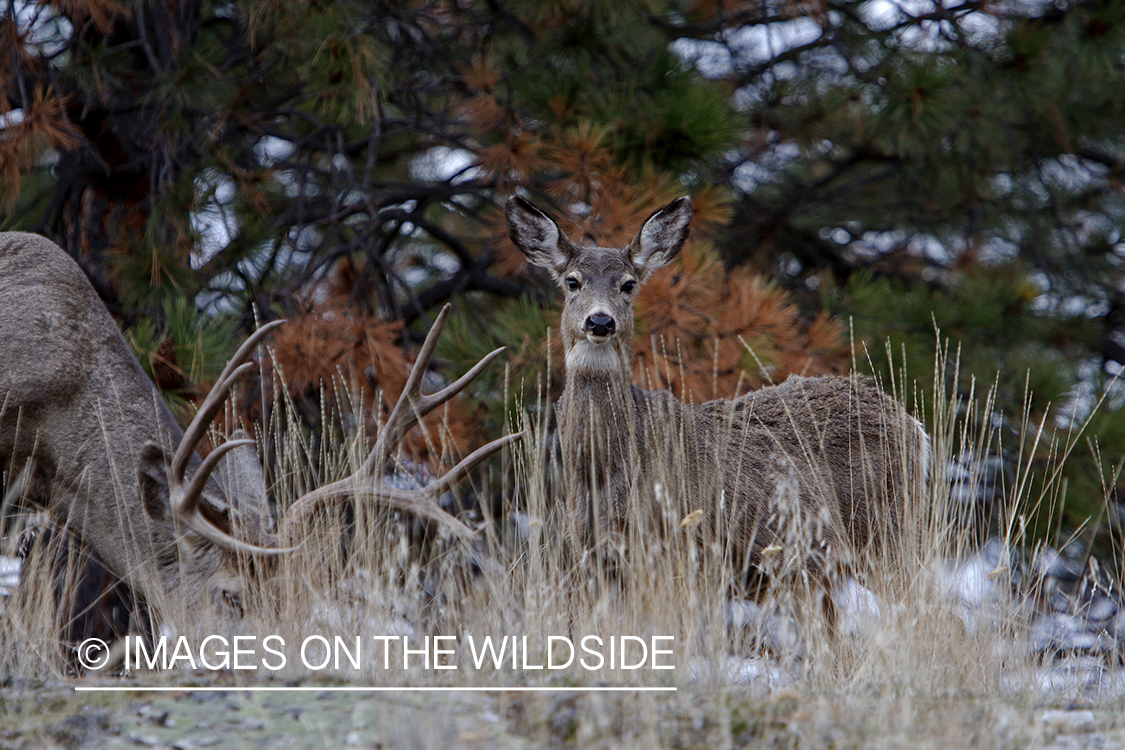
<box><xmin>1</xmin><ymin>346</ymin><xmax>1123</xmax><ymax>748</ymax></box>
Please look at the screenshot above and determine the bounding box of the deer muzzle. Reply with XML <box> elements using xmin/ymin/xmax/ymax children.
<box><xmin>584</xmin><ymin>313</ymin><xmax>616</xmax><ymax>342</ymax></box>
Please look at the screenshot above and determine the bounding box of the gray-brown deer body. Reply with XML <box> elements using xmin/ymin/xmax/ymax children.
<box><xmin>507</xmin><ymin>197</ymin><xmax>927</xmax><ymax>588</ymax></box>
<box><xmin>1</xmin><ymin>232</ymin><xmax>518</xmax><ymax>635</ymax></box>
<box><xmin>0</xmin><ymin>232</ymin><xmax>273</xmax><ymax>624</ymax></box>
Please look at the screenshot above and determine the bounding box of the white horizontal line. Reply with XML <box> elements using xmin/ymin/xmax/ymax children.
<box><xmin>74</xmin><ymin>686</ymin><xmax>677</xmax><ymax>693</ymax></box>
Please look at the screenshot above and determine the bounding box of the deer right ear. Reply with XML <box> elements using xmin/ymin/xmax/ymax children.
<box><xmin>506</xmin><ymin>196</ymin><xmax>571</xmax><ymax>277</ymax></box>
<box><xmin>138</xmin><ymin>442</ymin><xmax>171</xmax><ymax>522</ymax></box>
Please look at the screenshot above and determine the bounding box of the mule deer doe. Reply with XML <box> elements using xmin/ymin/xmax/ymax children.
<box><xmin>507</xmin><ymin>196</ymin><xmax>928</xmax><ymax>600</ymax></box>
<box><xmin>0</xmin><ymin>232</ymin><xmax>518</xmax><ymax>637</ymax></box>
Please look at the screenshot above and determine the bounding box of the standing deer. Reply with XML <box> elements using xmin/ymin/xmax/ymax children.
<box><xmin>0</xmin><ymin>232</ymin><xmax>518</xmax><ymax>635</ymax></box>
<box><xmin>506</xmin><ymin>196</ymin><xmax>928</xmax><ymax>595</ymax></box>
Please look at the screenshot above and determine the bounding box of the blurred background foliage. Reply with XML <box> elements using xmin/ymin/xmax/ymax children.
<box><xmin>3</xmin><ymin>0</ymin><xmax>1125</xmax><ymax>548</ymax></box>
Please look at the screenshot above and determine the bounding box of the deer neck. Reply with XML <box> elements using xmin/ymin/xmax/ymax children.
<box><xmin>561</xmin><ymin>333</ymin><xmax>635</xmax><ymax>410</ymax></box>
<box><xmin>558</xmin><ymin>347</ymin><xmax>637</xmax><ymax>467</ymax></box>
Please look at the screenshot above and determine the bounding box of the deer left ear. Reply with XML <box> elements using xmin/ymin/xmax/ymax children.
<box><xmin>629</xmin><ymin>197</ymin><xmax>692</xmax><ymax>280</ymax></box>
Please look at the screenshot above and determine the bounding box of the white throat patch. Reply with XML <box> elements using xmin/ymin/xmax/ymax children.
<box><xmin>566</xmin><ymin>339</ymin><xmax>622</xmax><ymax>372</ymax></box>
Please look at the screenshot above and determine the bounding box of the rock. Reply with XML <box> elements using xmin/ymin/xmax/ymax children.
<box><xmin>1029</xmin><ymin>612</ymin><xmax>1116</xmax><ymax>654</ymax></box>
<box><xmin>832</xmin><ymin>576</ymin><xmax>882</xmax><ymax>637</ymax></box>
<box><xmin>1035</xmin><ymin>546</ymin><xmax>1085</xmax><ymax>582</ymax></box>
<box><xmin>509</xmin><ymin>511</ymin><xmax>542</xmax><ymax>544</ymax></box>
<box><xmin>48</xmin><ymin>712</ymin><xmax>112</xmax><ymax>749</ymax></box>
<box><xmin>1040</xmin><ymin>708</ymin><xmax>1096</xmax><ymax>730</ymax></box>
<box><xmin>937</xmin><ymin>536</ymin><xmax>1025</xmax><ymax>633</ymax></box>
<box><xmin>727</xmin><ymin>598</ymin><xmax>805</xmax><ymax>659</ymax></box>
<box><xmin>0</xmin><ymin>555</ymin><xmax>20</xmax><ymax>597</ymax></box>
<box><xmin>946</xmin><ymin>451</ymin><xmax>1011</xmax><ymax>526</ymax></box>
<box><xmin>1085</xmin><ymin>592</ymin><xmax>1118</xmax><ymax>624</ymax></box>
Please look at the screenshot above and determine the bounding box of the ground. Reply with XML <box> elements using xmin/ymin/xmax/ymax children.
<box><xmin>2</xmin><ymin>675</ymin><xmax>1124</xmax><ymax>750</ymax></box>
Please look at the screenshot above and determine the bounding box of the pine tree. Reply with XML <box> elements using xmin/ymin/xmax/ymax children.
<box><xmin>666</xmin><ymin>0</ymin><xmax>1125</xmax><ymax>537</ymax></box>
<box><xmin>2</xmin><ymin>0</ymin><xmax>839</xmax><ymax>448</ymax></box>
<box><xmin>4</xmin><ymin>0</ymin><xmax>1125</xmax><ymax>545</ymax></box>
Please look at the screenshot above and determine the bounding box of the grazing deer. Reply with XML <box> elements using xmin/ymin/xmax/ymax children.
<box><xmin>0</xmin><ymin>232</ymin><xmax>518</xmax><ymax>633</ymax></box>
<box><xmin>506</xmin><ymin>197</ymin><xmax>928</xmax><ymax>595</ymax></box>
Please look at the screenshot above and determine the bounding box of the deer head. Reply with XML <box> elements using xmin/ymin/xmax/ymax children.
<box><xmin>506</xmin><ymin>196</ymin><xmax>693</xmax><ymax>380</ymax></box>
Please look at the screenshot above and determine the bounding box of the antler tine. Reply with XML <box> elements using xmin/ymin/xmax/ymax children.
<box><xmin>424</xmin><ymin>431</ymin><xmax>525</xmax><ymax>500</ymax></box>
<box><xmin>364</xmin><ymin>304</ymin><xmax>505</xmax><ymax>475</ymax></box>
<box><xmin>171</xmin><ymin>361</ymin><xmax>253</xmax><ymax>480</ymax></box>
<box><xmin>172</xmin><ymin>319</ymin><xmax>285</xmax><ymax>480</ymax></box>
<box><xmin>362</xmin><ymin>305</ymin><xmax>451</xmax><ymax>475</ymax></box>
<box><xmin>176</xmin><ymin>514</ymin><xmax>294</xmax><ymax>555</ymax></box>
<box><xmin>173</xmin><ymin>438</ymin><xmax>294</xmax><ymax>555</ymax></box>
<box><xmin>167</xmin><ymin>319</ymin><xmax>293</xmax><ymax>556</ymax></box>
<box><xmin>365</xmin><ymin>344</ymin><xmax>506</xmax><ymax>474</ymax></box>
<box><xmin>177</xmin><ymin>437</ymin><xmax>256</xmax><ymax>514</ymax></box>
<box><xmin>424</xmin><ymin>346</ymin><xmax>507</xmax><ymax>415</ymax></box>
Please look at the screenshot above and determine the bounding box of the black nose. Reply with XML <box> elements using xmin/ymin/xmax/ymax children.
<box><xmin>585</xmin><ymin>314</ymin><xmax>616</xmax><ymax>337</ymax></box>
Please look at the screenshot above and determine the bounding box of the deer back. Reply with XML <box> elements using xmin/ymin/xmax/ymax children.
<box><xmin>689</xmin><ymin>374</ymin><xmax>924</xmax><ymax>578</ymax></box>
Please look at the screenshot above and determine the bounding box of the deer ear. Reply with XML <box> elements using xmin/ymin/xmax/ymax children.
<box><xmin>506</xmin><ymin>196</ymin><xmax>572</xmax><ymax>277</ymax></box>
<box><xmin>140</xmin><ymin>435</ymin><xmax>277</xmax><ymax>544</ymax></box>
<box><xmin>138</xmin><ymin>442</ymin><xmax>171</xmax><ymax>522</ymax></box>
<box><xmin>630</xmin><ymin>197</ymin><xmax>692</xmax><ymax>280</ymax></box>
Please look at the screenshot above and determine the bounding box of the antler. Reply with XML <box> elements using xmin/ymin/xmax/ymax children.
<box><xmin>168</xmin><ymin>319</ymin><xmax>289</xmax><ymax>555</ymax></box>
<box><xmin>168</xmin><ymin>305</ymin><xmax>520</xmax><ymax>554</ymax></box>
<box><xmin>282</xmin><ymin>304</ymin><xmax>522</xmax><ymax>541</ymax></box>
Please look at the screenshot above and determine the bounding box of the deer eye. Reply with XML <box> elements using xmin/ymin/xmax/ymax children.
<box><xmin>621</xmin><ymin>280</ymin><xmax>635</xmax><ymax>294</ymax></box>
<box><xmin>567</xmin><ymin>278</ymin><xmax>581</xmax><ymax>292</ymax></box>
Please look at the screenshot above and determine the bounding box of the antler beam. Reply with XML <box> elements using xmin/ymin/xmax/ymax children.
<box><xmin>168</xmin><ymin>320</ymin><xmax>289</xmax><ymax>555</ymax></box>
